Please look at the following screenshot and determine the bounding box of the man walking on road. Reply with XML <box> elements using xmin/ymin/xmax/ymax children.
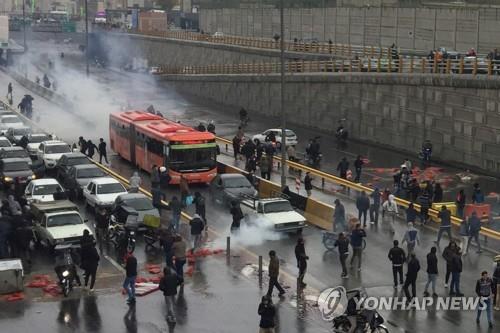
<box><xmin>356</xmin><ymin>191</ymin><xmax>370</xmax><ymax>227</ymax></box>
<box><xmin>123</xmin><ymin>252</ymin><xmax>137</xmax><ymax>305</ymax></box>
<box><xmin>333</xmin><ymin>199</ymin><xmax>346</xmax><ymax>232</ymax></box>
<box><xmin>258</xmin><ymin>296</ymin><xmax>276</xmax><ymax>333</ymax></box>
<box><xmin>81</xmin><ymin>244</ymin><xmax>100</xmax><ymax>292</ymax></box>
<box><xmin>354</xmin><ymin>155</ymin><xmax>364</xmax><ymax>183</ymax></box>
<box><xmin>388</xmin><ymin>240</ymin><xmax>406</xmax><ymax>288</ymax></box>
<box><xmin>476</xmin><ymin>271</ymin><xmax>494</xmax><ymax>328</ymax></box>
<box><xmin>442</xmin><ymin>241</ymin><xmax>458</xmax><ymax>288</ymax></box>
<box><xmin>467</xmin><ymin>211</ymin><xmax>482</xmax><ymax>253</ymax></box>
<box><xmin>159</xmin><ymin>267</ymin><xmax>179</xmax><ymax>323</ymax></box>
<box><xmin>193</xmin><ymin>192</ymin><xmax>207</xmax><ymax>227</ymax></box>
<box><xmin>449</xmin><ymin>248</ymin><xmax>464</xmax><ymax>296</ymax></box>
<box><xmin>189</xmin><ymin>214</ymin><xmax>204</xmax><ymax>252</ymax></box>
<box><xmin>337</xmin><ymin>157</ymin><xmax>349</xmax><ymax>179</ymax></box>
<box><xmin>295</xmin><ymin>238</ymin><xmax>309</xmax><ymax>288</ymax></box>
<box><xmin>436</xmin><ymin>205</ymin><xmax>452</xmax><ymax>246</ymax></box>
<box><xmin>382</xmin><ymin>194</ymin><xmax>398</xmax><ymax>233</ymax></box>
<box><xmin>423</xmin><ymin>247</ymin><xmax>438</xmax><ymax>297</ymax></box>
<box><xmin>402</xmin><ymin>222</ymin><xmax>419</xmax><ymax>256</ymax></box>
<box><xmin>350</xmin><ymin>224</ymin><xmax>366</xmax><ymax>271</ymax></box>
<box><xmin>168</xmin><ymin>196</ymin><xmax>182</xmax><ymax>233</ymax></box>
<box><xmin>304</xmin><ymin>172</ymin><xmax>313</xmax><ymax>197</ymax></box>
<box><xmin>403</xmin><ymin>253</ymin><xmax>420</xmax><ymax>301</ymax></box>
<box><xmin>267</xmin><ymin>250</ymin><xmax>285</xmax><ymax>298</ymax></box>
<box><xmin>458</xmin><ymin>218</ymin><xmax>470</xmax><ymax>256</ymax></box>
<box><xmin>370</xmin><ymin>188</ymin><xmax>381</xmax><ymax>225</ymax></box>
<box><xmin>335</xmin><ymin>232</ymin><xmax>350</xmax><ymax>278</ymax></box>
<box><xmin>98</xmin><ymin>138</ymin><xmax>109</xmax><ymax>164</ymax></box>
<box><xmin>7</xmin><ymin>82</ymin><xmax>12</xmax><ymax>104</ymax></box>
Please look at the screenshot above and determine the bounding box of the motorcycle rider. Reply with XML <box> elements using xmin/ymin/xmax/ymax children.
<box><xmin>197</xmin><ymin>122</ymin><xmax>206</xmax><ymax>132</ymax></box>
<box><xmin>336</xmin><ymin>121</ymin><xmax>348</xmax><ymax>142</ymax></box>
<box><xmin>421</xmin><ymin>140</ymin><xmax>433</xmax><ymax>164</ymax></box>
<box><xmin>207</xmin><ymin>121</ymin><xmax>216</xmax><ymax>134</ymax></box>
<box><xmin>54</xmin><ymin>246</ymin><xmax>81</xmax><ymax>289</ymax></box>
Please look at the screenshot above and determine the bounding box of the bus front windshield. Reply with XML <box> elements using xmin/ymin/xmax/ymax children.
<box><xmin>169</xmin><ymin>146</ymin><xmax>217</xmax><ymax>172</ymax></box>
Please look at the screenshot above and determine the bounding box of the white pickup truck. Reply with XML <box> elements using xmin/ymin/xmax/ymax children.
<box><xmin>242</xmin><ymin>197</ymin><xmax>307</xmax><ymax>233</ymax></box>
<box><xmin>31</xmin><ymin>200</ymin><xmax>93</xmax><ymax>248</ymax></box>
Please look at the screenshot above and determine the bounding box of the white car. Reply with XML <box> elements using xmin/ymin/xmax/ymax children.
<box><xmin>26</xmin><ymin>133</ymin><xmax>52</xmax><ymax>156</ymax></box>
<box><xmin>24</xmin><ymin>178</ymin><xmax>65</xmax><ymax>203</ymax></box>
<box><xmin>252</xmin><ymin>128</ymin><xmax>298</xmax><ymax>148</ymax></box>
<box><xmin>83</xmin><ymin>177</ymin><xmax>128</xmax><ymax>210</ymax></box>
<box><xmin>242</xmin><ymin>198</ymin><xmax>306</xmax><ymax>233</ymax></box>
<box><xmin>38</xmin><ymin>140</ymin><xmax>72</xmax><ymax>169</ymax></box>
<box><xmin>0</xmin><ymin>115</ymin><xmax>24</xmax><ymax>134</ymax></box>
<box><xmin>0</xmin><ymin>137</ymin><xmax>13</xmax><ymax>148</ymax></box>
<box><xmin>213</xmin><ymin>31</ymin><xmax>224</xmax><ymax>37</ymax></box>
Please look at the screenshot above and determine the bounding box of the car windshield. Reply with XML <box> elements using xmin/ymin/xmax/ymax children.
<box><xmin>46</xmin><ymin>213</ymin><xmax>83</xmax><ymax>227</ymax></box>
<box><xmin>222</xmin><ymin>176</ymin><xmax>251</xmax><ymax>188</ymax></box>
<box><xmin>45</xmin><ymin>145</ymin><xmax>70</xmax><ymax>154</ymax></box>
<box><xmin>67</xmin><ymin>157</ymin><xmax>91</xmax><ymax>166</ymax></box>
<box><xmin>98</xmin><ymin>183</ymin><xmax>126</xmax><ymax>194</ymax></box>
<box><xmin>2</xmin><ymin>150</ymin><xmax>28</xmax><ymax>158</ymax></box>
<box><xmin>2</xmin><ymin>117</ymin><xmax>21</xmax><ymax>123</ymax></box>
<box><xmin>285</xmin><ymin>130</ymin><xmax>295</xmax><ymax>137</ymax></box>
<box><xmin>77</xmin><ymin>168</ymin><xmax>106</xmax><ymax>178</ymax></box>
<box><xmin>123</xmin><ymin>198</ymin><xmax>154</xmax><ymax>211</ymax></box>
<box><xmin>0</xmin><ymin>140</ymin><xmax>11</xmax><ymax>147</ymax></box>
<box><xmin>3</xmin><ymin>161</ymin><xmax>30</xmax><ymax>171</ymax></box>
<box><xmin>33</xmin><ymin>184</ymin><xmax>61</xmax><ymax>195</ymax></box>
<box><xmin>264</xmin><ymin>201</ymin><xmax>293</xmax><ymax>213</ymax></box>
<box><xmin>13</xmin><ymin>128</ymin><xmax>30</xmax><ymax>136</ymax></box>
<box><xmin>29</xmin><ymin>135</ymin><xmax>50</xmax><ymax>143</ymax></box>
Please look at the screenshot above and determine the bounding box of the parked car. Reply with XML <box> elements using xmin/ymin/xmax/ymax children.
<box><xmin>26</xmin><ymin>133</ymin><xmax>52</xmax><ymax>156</ymax></box>
<box><xmin>252</xmin><ymin>128</ymin><xmax>298</xmax><ymax>148</ymax></box>
<box><xmin>209</xmin><ymin>173</ymin><xmax>257</xmax><ymax>207</ymax></box>
<box><xmin>37</xmin><ymin>140</ymin><xmax>72</xmax><ymax>169</ymax></box>
<box><xmin>213</xmin><ymin>31</ymin><xmax>224</xmax><ymax>37</ymax></box>
<box><xmin>111</xmin><ymin>193</ymin><xmax>160</xmax><ymax>225</ymax></box>
<box><xmin>6</xmin><ymin>126</ymin><xmax>32</xmax><ymax>145</ymax></box>
<box><xmin>0</xmin><ymin>115</ymin><xmax>24</xmax><ymax>134</ymax></box>
<box><xmin>24</xmin><ymin>178</ymin><xmax>65</xmax><ymax>203</ymax></box>
<box><xmin>0</xmin><ymin>137</ymin><xmax>13</xmax><ymax>148</ymax></box>
<box><xmin>0</xmin><ymin>158</ymin><xmax>35</xmax><ymax>187</ymax></box>
<box><xmin>83</xmin><ymin>177</ymin><xmax>128</xmax><ymax>211</ymax></box>
<box><xmin>56</xmin><ymin>152</ymin><xmax>92</xmax><ymax>180</ymax></box>
<box><xmin>0</xmin><ymin>147</ymin><xmax>31</xmax><ymax>166</ymax></box>
<box><xmin>61</xmin><ymin>164</ymin><xmax>107</xmax><ymax>199</ymax></box>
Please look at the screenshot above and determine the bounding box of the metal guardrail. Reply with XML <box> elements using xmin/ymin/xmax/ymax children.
<box><xmin>215</xmin><ymin>136</ymin><xmax>500</xmax><ymax>242</ymax></box>
<box><xmin>134</xmin><ymin>30</ymin><xmax>394</xmax><ymax>59</ymax></box>
<box><xmin>157</xmin><ymin>57</ymin><xmax>500</xmax><ymax>76</ymax></box>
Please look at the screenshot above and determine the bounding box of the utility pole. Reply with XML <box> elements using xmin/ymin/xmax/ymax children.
<box><xmin>279</xmin><ymin>0</ymin><xmax>286</xmax><ymax>189</ymax></box>
<box><xmin>22</xmin><ymin>1</ymin><xmax>27</xmax><ymax>51</ymax></box>
<box><xmin>85</xmin><ymin>0</ymin><xmax>89</xmax><ymax>76</ymax></box>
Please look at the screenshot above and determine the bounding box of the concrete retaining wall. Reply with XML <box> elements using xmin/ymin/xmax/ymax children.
<box><xmin>98</xmin><ymin>33</ymin><xmax>336</xmax><ymax>68</ymax></box>
<box><xmin>160</xmin><ymin>73</ymin><xmax>500</xmax><ymax>174</ymax></box>
<box><xmin>200</xmin><ymin>7</ymin><xmax>500</xmax><ymax>54</ymax></box>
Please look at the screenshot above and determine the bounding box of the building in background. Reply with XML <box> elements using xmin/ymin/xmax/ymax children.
<box><xmin>138</xmin><ymin>10</ymin><xmax>167</xmax><ymax>32</ymax></box>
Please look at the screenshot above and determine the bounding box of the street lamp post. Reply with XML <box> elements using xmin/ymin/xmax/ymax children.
<box><xmin>279</xmin><ymin>0</ymin><xmax>286</xmax><ymax>189</ymax></box>
<box><xmin>85</xmin><ymin>0</ymin><xmax>89</xmax><ymax>76</ymax></box>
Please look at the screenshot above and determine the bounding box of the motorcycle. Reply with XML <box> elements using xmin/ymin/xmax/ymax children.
<box><xmin>54</xmin><ymin>244</ymin><xmax>77</xmax><ymax>297</ymax></box>
<box><xmin>333</xmin><ymin>310</ymin><xmax>388</xmax><ymax>333</ymax></box>
<box><xmin>109</xmin><ymin>222</ymin><xmax>137</xmax><ymax>255</ymax></box>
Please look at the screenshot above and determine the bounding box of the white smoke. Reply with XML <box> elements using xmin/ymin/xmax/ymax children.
<box><xmin>213</xmin><ymin>216</ymin><xmax>283</xmax><ymax>248</ymax></box>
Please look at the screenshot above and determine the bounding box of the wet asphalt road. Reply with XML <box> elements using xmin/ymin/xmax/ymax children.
<box><xmin>0</xmin><ymin>42</ymin><xmax>499</xmax><ymax>332</ymax></box>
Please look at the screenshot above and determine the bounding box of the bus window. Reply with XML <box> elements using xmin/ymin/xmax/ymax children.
<box><xmin>169</xmin><ymin>147</ymin><xmax>217</xmax><ymax>172</ymax></box>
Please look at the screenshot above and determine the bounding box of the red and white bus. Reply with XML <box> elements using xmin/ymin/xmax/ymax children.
<box><xmin>109</xmin><ymin>110</ymin><xmax>217</xmax><ymax>184</ymax></box>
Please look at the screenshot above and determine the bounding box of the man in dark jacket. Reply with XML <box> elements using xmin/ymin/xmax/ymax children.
<box><xmin>403</xmin><ymin>254</ymin><xmax>420</xmax><ymax>300</ymax></box>
<box><xmin>98</xmin><ymin>138</ymin><xmax>108</xmax><ymax>164</ymax></box>
<box><xmin>369</xmin><ymin>188</ymin><xmax>381</xmax><ymax>224</ymax></box>
<box><xmin>168</xmin><ymin>196</ymin><xmax>182</xmax><ymax>233</ymax></box>
<box><xmin>333</xmin><ymin>199</ymin><xmax>346</xmax><ymax>232</ymax></box>
<box><xmin>193</xmin><ymin>192</ymin><xmax>206</xmax><ymax>226</ymax></box>
<box><xmin>350</xmin><ymin>224</ymin><xmax>366</xmax><ymax>270</ymax></box>
<box><xmin>436</xmin><ymin>205</ymin><xmax>452</xmax><ymax>246</ymax></box>
<box><xmin>442</xmin><ymin>241</ymin><xmax>458</xmax><ymax>288</ymax></box>
<box><xmin>475</xmin><ymin>271</ymin><xmax>494</xmax><ymax>328</ymax></box>
<box><xmin>159</xmin><ymin>267</ymin><xmax>179</xmax><ymax>322</ymax></box>
<box><xmin>417</xmin><ymin>191</ymin><xmax>431</xmax><ymax>224</ymax></box>
<box><xmin>189</xmin><ymin>214</ymin><xmax>204</xmax><ymax>252</ymax></box>
<box><xmin>123</xmin><ymin>252</ymin><xmax>137</xmax><ymax>305</ymax></box>
<box><xmin>258</xmin><ymin>296</ymin><xmax>276</xmax><ymax>332</ymax></box>
<box><xmin>294</xmin><ymin>238</ymin><xmax>309</xmax><ymax>288</ymax></box>
<box><xmin>267</xmin><ymin>250</ymin><xmax>285</xmax><ymax>297</ymax></box>
<box><xmin>356</xmin><ymin>191</ymin><xmax>370</xmax><ymax>227</ymax></box>
<box><xmin>152</xmin><ymin>187</ymin><xmax>166</xmax><ymax>212</ymax></box>
<box><xmin>81</xmin><ymin>245</ymin><xmax>100</xmax><ymax>291</ymax></box>
<box><xmin>304</xmin><ymin>172</ymin><xmax>313</xmax><ymax>197</ymax></box>
<box><xmin>230</xmin><ymin>201</ymin><xmax>243</xmax><ymax>232</ymax></box>
<box><xmin>467</xmin><ymin>211</ymin><xmax>482</xmax><ymax>253</ymax></box>
<box><xmin>388</xmin><ymin>240</ymin><xmax>406</xmax><ymax>288</ymax></box>
<box><xmin>353</xmin><ymin>155</ymin><xmax>364</xmax><ymax>183</ymax></box>
<box><xmin>493</xmin><ymin>260</ymin><xmax>500</xmax><ymax>311</ymax></box>
<box><xmin>423</xmin><ymin>247</ymin><xmax>438</xmax><ymax>297</ymax></box>
<box><xmin>335</xmin><ymin>232</ymin><xmax>350</xmax><ymax>278</ymax></box>
<box><xmin>449</xmin><ymin>249</ymin><xmax>463</xmax><ymax>296</ymax></box>
<box><xmin>337</xmin><ymin>157</ymin><xmax>349</xmax><ymax>179</ymax></box>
